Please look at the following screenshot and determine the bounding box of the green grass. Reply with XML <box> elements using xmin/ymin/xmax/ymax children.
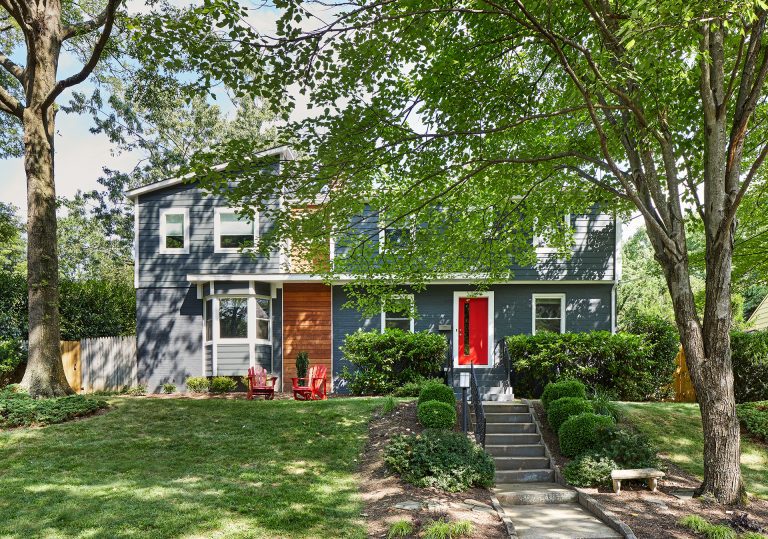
<box><xmin>617</xmin><ymin>402</ymin><xmax>768</xmax><ymax>500</ymax></box>
<box><xmin>387</xmin><ymin>519</ymin><xmax>414</xmax><ymax>538</ymax></box>
<box><xmin>0</xmin><ymin>397</ymin><xmax>386</xmax><ymax>538</ymax></box>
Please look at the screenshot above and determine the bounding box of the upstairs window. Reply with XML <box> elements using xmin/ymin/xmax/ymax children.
<box><xmin>532</xmin><ymin>294</ymin><xmax>565</xmax><ymax>334</ymax></box>
<box><xmin>159</xmin><ymin>209</ymin><xmax>189</xmax><ymax>254</ymax></box>
<box><xmin>379</xmin><ymin>218</ymin><xmax>414</xmax><ymax>252</ymax></box>
<box><xmin>382</xmin><ymin>294</ymin><xmax>415</xmax><ymax>332</ymax></box>
<box><xmin>215</xmin><ymin>208</ymin><xmax>257</xmax><ymax>253</ymax></box>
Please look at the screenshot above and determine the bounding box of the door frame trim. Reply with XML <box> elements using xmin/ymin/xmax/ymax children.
<box><xmin>452</xmin><ymin>291</ymin><xmax>494</xmax><ymax>368</ymax></box>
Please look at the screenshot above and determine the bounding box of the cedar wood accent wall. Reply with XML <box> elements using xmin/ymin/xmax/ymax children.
<box><xmin>282</xmin><ymin>283</ymin><xmax>333</xmax><ymax>392</ymax></box>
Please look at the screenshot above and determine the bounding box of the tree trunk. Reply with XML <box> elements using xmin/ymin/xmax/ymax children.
<box><xmin>18</xmin><ymin>22</ymin><xmax>73</xmax><ymax>398</ymax></box>
<box><xmin>658</xmin><ymin>233</ymin><xmax>744</xmax><ymax>504</ymax></box>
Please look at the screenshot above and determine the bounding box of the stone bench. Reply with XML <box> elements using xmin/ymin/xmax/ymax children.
<box><xmin>611</xmin><ymin>468</ymin><xmax>665</xmax><ymax>494</ymax></box>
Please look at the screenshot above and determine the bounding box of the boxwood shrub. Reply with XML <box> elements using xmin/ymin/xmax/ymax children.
<box><xmin>547</xmin><ymin>397</ymin><xmax>593</xmax><ymax>432</ymax></box>
<box><xmin>391</xmin><ymin>377</ymin><xmax>444</xmax><ymax>397</ymax></box>
<box><xmin>210</xmin><ymin>377</ymin><xmax>237</xmax><ymax>393</ymax></box>
<box><xmin>186</xmin><ymin>377</ymin><xmax>210</xmax><ymax>393</ymax></box>
<box><xmin>558</xmin><ymin>412</ymin><xmax>615</xmax><ymax>458</ymax></box>
<box><xmin>340</xmin><ymin>329</ymin><xmax>448</xmax><ymax>395</ymax></box>
<box><xmin>562</xmin><ymin>452</ymin><xmax>618</xmax><ymax>487</ymax></box>
<box><xmin>384</xmin><ymin>430</ymin><xmax>495</xmax><ymax>491</ymax></box>
<box><xmin>417</xmin><ymin>400</ymin><xmax>457</xmax><ymax>429</ymax></box>
<box><xmin>541</xmin><ymin>380</ymin><xmax>587</xmax><ymax>410</ymax></box>
<box><xmin>418</xmin><ymin>382</ymin><xmax>456</xmax><ymax>406</ymax></box>
<box><xmin>737</xmin><ymin>401</ymin><xmax>768</xmax><ymax>442</ymax></box>
<box><xmin>507</xmin><ymin>328</ymin><xmax>676</xmax><ymax>400</ymax></box>
<box><xmin>595</xmin><ymin>425</ymin><xmax>659</xmax><ymax>469</ymax></box>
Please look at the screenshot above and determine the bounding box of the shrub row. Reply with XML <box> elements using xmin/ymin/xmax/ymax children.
<box><xmin>508</xmin><ymin>328</ymin><xmax>676</xmax><ymax>401</ymax></box>
<box><xmin>185</xmin><ymin>376</ymin><xmax>238</xmax><ymax>393</ymax></box>
<box><xmin>540</xmin><ymin>380</ymin><xmax>659</xmax><ymax>487</ymax></box>
<box><xmin>0</xmin><ymin>386</ymin><xmax>108</xmax><ymax>428</ymax></box>
<box><xmin>737</xmin><ymin>401</ymin><xmax>768</xmax><ymax>443</ymax></box>
<box><xmin>731</xmin><ymin>331</ymin><xmax>768</xmax><ymax>403</ymax></box>
<box><xmin>340</xmin><ymin>329</ymin><xmax>447</xmax><ymax>395</ymax></box>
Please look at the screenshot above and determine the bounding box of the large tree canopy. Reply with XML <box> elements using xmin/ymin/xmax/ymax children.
<box><xmin>152</xmin><ymin>0</ymin><xmax>768</xmax><ymax>503</ymax></box>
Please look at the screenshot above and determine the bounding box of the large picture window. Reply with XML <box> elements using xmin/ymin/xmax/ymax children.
<box><xmin>219</xmin><ymin>298</ymin><xmax>248</xmax><ymax>339</ymax></box>
<box><xmin>215</xmin><ymin>208</ymin><xmax>257</xmax><ymax>252</ymax></box>
<box><xmin>381</xmin><ymin>294</ymin><xmax>415</xmax><ymax>332</ymax></box>
<box><xmin>532</xmin><ymin>294</ymin><xmax>565</xmax><ymax>334</ymax></box>
<box><xmin>159</xmin><ymin>209</ymin><xmax>189</xmax><ymax>254</ymax></box>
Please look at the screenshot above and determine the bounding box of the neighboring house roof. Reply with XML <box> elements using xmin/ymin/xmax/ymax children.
<box><xmin>748</xmin><ymin>293</ymin><xmax>768</xmax><ymax>331</ymax></box>
<box><xmin>124</xmin><ymin>145</ymin><xmax>295</xmax><ymax>201</ymax></box>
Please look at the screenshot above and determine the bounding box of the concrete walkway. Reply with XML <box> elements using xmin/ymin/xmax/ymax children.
<box><xmin>485</xmin><ymin>402</ymin><xmax>622</xmax><ymax>538</ymax></box>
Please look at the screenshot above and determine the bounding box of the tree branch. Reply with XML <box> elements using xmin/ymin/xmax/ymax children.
<box><xmin>62</xmin><ymin>8</ymin><xmax>111</xmax><ymax>40</ymax></box>
<box><xmin>0</xmin><ymin>49</ymin><xmax>25</xmax><ymax>83</ymax></box>
<box><xmin>0</xmin><ymin>84</ymin><xmax>23</xmax><ymax>118</ymax></box>
<box><xmin>41</xmin><ymin>0</ymin><xmax>121</xmax><ymax>113</ymax></box>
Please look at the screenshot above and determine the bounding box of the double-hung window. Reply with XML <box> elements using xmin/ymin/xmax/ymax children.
<box><xmin>206</xmin><ymin>295</ymin><xmax>271</xmax><ymax>343</ymax></box>
<box><xmin>381</xmin><ymin>294</ymin><xmax>415</xmax><ymax>332</ymax></box>
<box><xmin>215</xmin><ymin>208</ymin><xmax>257</xmax><ymax>253</ymax></box>
<box><xmin>379</xmin><ymin>216</ymin><xmax>414</xmax><ymax>253</ymax></box>
<box><xmin>160</xmin><ymin>209</ymin><xmax>189</xmax><ymax>254</ymax></box>
<box><xmin>532</xmin><ymin>294</ymin><xmax>565</xmax><ymax>334</ymax></box>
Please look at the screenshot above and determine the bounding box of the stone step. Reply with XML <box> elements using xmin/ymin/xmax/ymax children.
<box><xmin>495</xmin><ymin>469</ymin><xmax>555</xmax><ymax>483</ymax></box>
<box><xmin>494</xmin><ymin>456</ymin><xmax>551</xmax><ymax>470</ymax></box>
<box><xmin>481</xmin><ymin>392</ymin><xmax>517</xmax><ymax>402</ymax></box>
<box><xmin>485</xmin><ymin>432</ymin><xmax>540</xmax><ymax>445</ymax></box>
<box><xmin>482</xmin><ymin>402</ymin><xmax>529</xmax><ymax>414</ymax></box>
<box><xmin>486</xmin><ymin>444</ymin><xmax>545</xmax><ymax>457</ymax></box>
<box><xmin>487</xmin><ymin>422</ymin><xmax>539</xmax><ymax>434</ymax></box>
<box><xmin>485</xmin><ymin>412</ymin><xmax>532</xmax><ymax>424</ymax></box>
<box><xmin>501</xmin><ymin>503</ymin><xmax>622</xmax><ymax>538</ymax></box>
<box><xmin>494</xmin><ymin>482</ymin><xmax>579</xmax><ymax>505</ymax></box>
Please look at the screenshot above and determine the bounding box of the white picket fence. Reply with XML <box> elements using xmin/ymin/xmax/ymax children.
<box><xmin>80</xmin><ymin>336</ymin><xmax>137</xmax><ymax>392</ymax></box>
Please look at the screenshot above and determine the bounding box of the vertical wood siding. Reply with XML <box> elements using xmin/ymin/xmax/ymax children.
<box><xmin>282</xmin><ymin>283</ymin><xmax>332</xmax><ymax>392</ymax></box>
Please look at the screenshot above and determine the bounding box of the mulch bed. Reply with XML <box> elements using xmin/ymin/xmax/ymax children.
<box><xmin>532</xmin><ymin>400</ymin><xmax>768</xmax><ymax>539</ymax></box>
<box><xmin>358</xmin><ymin>401</ymin><xmax>507</xmax><ymax>538</ymax></box>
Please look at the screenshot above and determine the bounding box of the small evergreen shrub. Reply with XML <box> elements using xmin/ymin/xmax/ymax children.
<box><xmin>558</xmin><ymin>412</ymin><xmax>615</xmax><ymax>457</ymax></box>
<box><xmin>186</xmin><ymin>376</ymin><xmax>210</xmax><ymax>393</ymax></box>
<box><xmin>296</xmin><ymin>351</ymin><xmax>309</xmax><ymax>381</ymax></box>
<box><xmin>547</xmin><ymin>397</ymin><xmax>593</xmax><ymax>431</ymax></box>
<box><xmin>596</xmin><ymin>425</ymin><xmax>660</xmax><ymax>469</ymax></box>
<box><xmin>0</xmin><ymin>388</ymin><xmax>108</xmax><ymax>428</ymax></box>
<box><xmin>210</xmin><ymin>377</ymin><xmax>237</xmax><ymax>393</ymax></box>
<box><xmin>392</xmin><ymin>377</ymin><xmax>444</xmax><ymax>397</ymax></box>
<box><xmin>340</xmin><ymin>329</ymin><xmax>447</xmax><ymax>395</ymax></box>
<box><xmin>384</xmin><ymin>430</ymin><xmax>495</xmax><ymax>491</ymax></box>
<box><xmin>562</xmin><ymin>452</ymin><xmax>617</xmax><ymax>487</ymax></box>
<box><xmin>125</xmin><ymin>385</ymin><xmax>146</xmax><ymax>396</ymax></box>
<box><xmin>417</xmin><ymin>400</ymin><xmax>457</xmax><ymax>429</ymax></box>
<box><xmin>418</xmin><ymin>382</ymin><xmax>456</xmax><ymax>406</ymax></box>
<box><xmin>0</xmin><ymin>339</ymin><xmax>26</xmax><ymax>387</ymax></box>
<box><xmin>541</xmin><ymin>380</ymin><xmax>587</xmax><ymax>410</ymax></box>
<box><xmin>590</xmin><ymin>390</ymin><xmax>622</xmax><ymax>421</ymax></box>
<box><xmin>737</xmin><ymin>401</ymin><xmax>768</xmax><ymax>442</ymax></box>
<box><xmin>162</xmin><ymin>383</ymin><xmax>176</xmax><ymax>394</ymax></box>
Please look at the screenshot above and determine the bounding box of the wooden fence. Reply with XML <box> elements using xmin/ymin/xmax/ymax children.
<box><xmin>672</xmin><ymin>346</ymin><xmax>697</xmax><ymax>402</ymax></box>
<box><xmin>60</xmin><ymin>336</ymin><xmax>137</xmax><ymax>393</ymax></box>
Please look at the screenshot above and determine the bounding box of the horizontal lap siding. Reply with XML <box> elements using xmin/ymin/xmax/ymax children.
<box><xmin>217</xmin><ymin>343</ymin><xmax>249</xmax><ymax>376</ymax></box>
<box><xmin>332</xmin><ymin>283</ymin><xmax>614</xmax><ymax>392</ymax></box>
<box><xmin>137</xmin><ymin>286</ymin><xmax>203</xmax><ymax>392</ymax></box>
<box><xmin>282</xmin><ymin>283</ymin><xmax>332</xmax><ymax>392</ymax></box>
<box><xmin>137</xmin><ymin>183</ymin><xmax>282</xmax><ymax>288</ymax></box>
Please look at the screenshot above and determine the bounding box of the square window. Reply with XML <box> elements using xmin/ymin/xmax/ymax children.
<box><xmin>382</xmin><ymin>295</ymin><xmax>414</xmax><ymax>333</ymax></box>
<box><xmin>216</xmin><ymin>209</ymin><xmax>257</xmax><ymax>252</ymax></box>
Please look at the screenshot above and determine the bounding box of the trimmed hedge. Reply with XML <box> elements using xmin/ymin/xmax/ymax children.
<box><xmin>547</xmin><ymin>397</ymin><xmax>593</xmax><ymax>432</ymax></box>
<box><xmin>507</xmin><ymin>330</ymin><xmax>675</xmax><ymax>401</ymax></box>
<box><xmin>340</xmin><ymin>329</ymin><xmax>447</xmax><ymax>395</ymax></box>
<box><xmin>541</xmin><ymin>380</ymin><xmax>587</xmax><ymax>410</ymax></box>
<box><xmin>418</xmin><ymin>382</ymin><xmax>456</xmax><ymax>406</ymax></box>
<box><xmin>210</xmin><ymin>377</ymin><xmax>237</xmax><ymax>393</ymax></box>
<box><xmin>417</xmin><ymin>400</ymin><xmax>457</xmax><ymax>429</ymax></box>
<box><xmin>737</xmin><ymin>401</ymin><xmax>768</xmax><ymax>442</ymax></box>
<box><xmin>731</xmin><ymin>331</ymin><xmax>768</xmax><ymax>403</ymax></box>
<box><xmin>384</xmin><ymin>430</ymin><xmax>495</xmax><ymax>491</ymax></box>
<box><xmin>558</xmin><ymin>412</ymin><xmax>615</xmax><ymax>458</ymax></box>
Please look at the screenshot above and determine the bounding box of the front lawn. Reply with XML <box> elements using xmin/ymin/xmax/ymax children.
<box><xmin>0</xmin><ymin>397</ymin><xmax>385</xmax><ymax>538</ymax></box>
<box><xmin>617</xmin><ymin>402</ymin><xmax>768</xmax><ymax>500</ymax></box>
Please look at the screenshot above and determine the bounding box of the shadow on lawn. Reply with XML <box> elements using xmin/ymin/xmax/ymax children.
<box><xmin>0</xmin><ymin>398</ymin><xmax>379</xmax><ymax>538</ymax></box>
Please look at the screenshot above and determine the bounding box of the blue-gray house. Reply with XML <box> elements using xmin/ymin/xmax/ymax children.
<box><xmin>126</xmin><ymin>146</ymin><xmax>621</xmax><ymax>394</ymax></box>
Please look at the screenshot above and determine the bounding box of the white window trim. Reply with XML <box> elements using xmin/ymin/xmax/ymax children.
<box><xmin>378</xmin><ymin>216</ymin><xmax>416</xmax><ymax>253</ymax></box>
<box><xmin>532</xmin><ymin>293</ymin><xmax>566</xmax><ymax>335</ymax></box>
<box><xmin>452</xmin><ymin>291</ymin><xmax>494</xmax><ymax>368</ymax></box>
<box><xmin>214</xmin><ymin>207</ymin><xmax>258</xmax><ymax>254</ymax></box>
<box><xmin>159</xmin><ymin>208</ymin><xmax>190</xmax><ymax>254</ymax></box>
<box><xmin>381</xmin><ymin>294</ymin><xmax>415</xmax><ymax>333</ymax></box>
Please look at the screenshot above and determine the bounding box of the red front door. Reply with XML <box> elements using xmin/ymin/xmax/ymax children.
<box><xmin>458</xmin><ymin>297</ymin><xmax>489</xmax><ymax>366</ymax></box>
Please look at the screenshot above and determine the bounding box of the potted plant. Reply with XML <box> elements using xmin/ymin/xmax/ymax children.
<box><xmin>296</xmin><ymin>351</ymin><xmax>309</xmax><ymax>383</ymax></box>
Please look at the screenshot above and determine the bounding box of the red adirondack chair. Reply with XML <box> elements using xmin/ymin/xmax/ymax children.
<box><xmin>291</xmin><ymin>365</ymin><xmax>328</xmax><ymax>400</ymax></box>
<box><xmin>247</xmin><ymin>366</ymin><xmax>278</xmax><ymax>400</ymax></box>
